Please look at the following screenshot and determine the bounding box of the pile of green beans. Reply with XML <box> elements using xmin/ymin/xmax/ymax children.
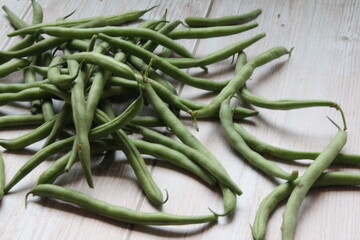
<box><xmin>0</xmin><ymin>1</ymin><xmax>358</xmax><ymax>238</ymax></box>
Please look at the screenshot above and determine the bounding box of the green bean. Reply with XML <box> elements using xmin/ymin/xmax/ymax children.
<box><xmin>252</xmin><ymin>172</ymin><xmax>360</xmax><ymax>240</ymax></box>
<box><xmin>67</xmin><ymin>52</ymin><xmax>135</xmax><ymax>80</ymax></box>
<box><xmin>97</xmin><ymin>103</ymin><xmax>164</xmax><ymax>205</ymax></box>
<box><xmin>43</xmin><ymin>103</ymin><xmax>72</xmax><ymax>148</ymax></box>
<box><xmin>0</xmin><ymin>114</ymin><xmax>44</xmax><ymax>128</ymax></box>
<box><xmin>0</xmin><ymin>87</ymin><xmax>56</xmax><ymax>106</ymax></box>
<box><xmin>233</xmin><ymin>123</ymin><xmax>360</xmax><ymax>164</ymax></box>
<box><xmin>39</xmin><ymin>49</ymin><xmax>56</xmax><ymax>119</ymax></box>
<box><xmin>130</xmin><ymin>116</ymin><xmax>165</xmax><ymax>127</ymax></box>
<box><xmin>38</xmin><ymin>27</ymin><xmax>195</xmax><ymax>59</ymax></box>
<box><xmin>67</xmin><ymin>39</ymin><xmax>91</xmax><ymax>52</ymax></box>
<box><xmin>164</xmin><ymin>33</ymin><xmax>265</xmax><ymax>68</ymax></box>
<box><xmin>0</xmin><ymin>59</ymin><xmax>30</xmax><ymax>78</ymax></box>
<box><xmin>48</xmin><ymin>57</ymin><xmax>80</xmax><ymax>88</ymax></box>
<box><xmin>158</xmin><ymin>47</ymin><xmax>173</xmax><ymax>58</ymax></box>
<box><xmin>91</xmin><ymin>96</ymin><xmax>143</xmax><ymax>139</ymax></box>
<box><xmin>4</xmin><ymin>35</ymin><xmax>36</xmax><ymax>53</ymax></box>
<box><xmin>220</xmin><ymin>98</ymin><xmax>298</xmax><ymax>180</ymax></box>
<box><xmin>0</xmin><ymin>81</ymin><xmax>49</xmax><ymax>93</ymax></box>
<box><xmin>138</xmin><ymin>19</ymin><xmax>166</xmax><ymax>30</ymax></box>
<box><xmin>192</xmin><ymin>47</ymin><xmax>291</xmax><ymax>117</ymax></box>
<box><xmin>132</xmin><ymin>139</ymin><xmax>216</xmax><ymax>186</ymax></box>
<box><xmin>24</xmin><ymin>66</ymin><xmax>70</xmax><ymax>77</ymax></box>
<box><xmin>235</xmin><ymin>51</ymin><xmax>247</xmax><ymax>74</ymax></box>
<box><xmin>98</xmin><ymin>34</ymin><xmax>228</xmax><ymax>91</ymax></box>
<box><xmin>0</xmin><ymin>116</ymin><xmax>56</xmax><ymax>151</ymax></box>
<box><xmin>22</xmin><ymin>57</ymin><xmax>41</xmax><ymax>114</ymax></box>
<box><xmin>185</xmin><ymin>9</ymin><xmax>262</xmax><ymax>27</ymax></box>
<box><xmin>41</xmin><ymin>99</ymin><xmax>55</xmax><ymax>122</ymax></box>
<box><xmin>27</xmin><ymin>184</ymin><xmax>217</xmax><ymax>225</ymax></box>
<box><xmin>4</xmin><ymin>136</ymin><xmax>75</xmax><ymax>193</ymax></box>
<box><xmin>282</xmin><ymin>130</ymin><xmax>347</xmax><ymax>240</ymax></box>
<box><xmin>143</xmin><ymin>82</ymin><xmax>242</xmax><ymax>195</ymax></box>
<box><xmin>65</xmin><ymin>50</ymin><xmax>93</xmax><ymax>188</ymax></box>
<box><xmin>31</xmin><ymin>0</ymin><xmax>43</xmax><ymax>25</ymax></box>
<box><xmin>0</xmin><ymin>151</ymin><xmax>4</xmax><ymax>200</ymax></box>
<box><xmin>0</xmin><ymin>1</ymin><xmax>42</xmax><ymax>57</ymax></box>
<box><xmin>153</xmin><ymin>10</ymin><xmax>168</xmax><ymax>31</ymax></box>
<box><xmin>9</xmin><ymin>6</ymin><xmax>158</xmax><ymax>36</ymax></box>
<box><xmin>0</xmin><ymin>38</ymin><xmax>67</xmax><ymax>60</ymax></box>
<box><xmin>219</xmin><ymin>184</ymin><xmax>237</xmax><ymax>216</ymax></box>
<box><xmin>168</xmin><ymin>22</ymin><xmax>258</xmax><ymax>39</ymax></box>
<box><xmin>86</xmin><ymin>71</ymin><xmax>110</xmax><ymax>123</ymax></box>
<box><xmin>37</xmin><ymin>152</ymin><xmax>72</xmax><ymax>185</ymax></box>
<box><xmin>240</xmin><ymin>87</ymin><xmax>339</xmax><ymax>110</ymax></box>
<box><xmin>2</xmin><ymin>5</ymin><xmax>28</xmax><ymax>30</ymax></box>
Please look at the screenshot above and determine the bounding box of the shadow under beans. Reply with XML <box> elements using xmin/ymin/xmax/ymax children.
<box><xmin>132</xmin><ymin>220</ymin><xmax>218</xmax><ymax>238</ymax></box>
<box><xmin>248</xmin><ymin>60</ymin><xmax>289</xmax><ymax>86</ymax></box>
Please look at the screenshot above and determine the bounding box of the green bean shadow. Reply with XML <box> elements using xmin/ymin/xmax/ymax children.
<box><xmin>190</xmin><ymin>59</ymin><xmax>234</xmax><ymax>79</ymax></box>
<box><xmin>292</xmin><ymin>186</ymin><xmax>360</xmax><ymax>226</ymax></box>
<box><xmin>247</xmin><ymin>59</ymin><xmax>289</xmax><ymax>86</ymax></box>
<box><xmin>2</xmin><ymin>101</ymin><xmax>32</xmax><ymax>111</ymax></box>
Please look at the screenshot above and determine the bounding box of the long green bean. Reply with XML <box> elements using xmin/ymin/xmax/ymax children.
<box><xmin>27</xmin><ymin>184</ymin><xmax>217</xmax><ymax>225</ymax></box>
<box><xmin>281</xmin><ymin>130</ymin><xmax>347</xmax><ymax>240</ymax></box>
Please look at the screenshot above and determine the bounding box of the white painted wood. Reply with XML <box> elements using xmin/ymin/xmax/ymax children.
<box><xmin>0</xmin><ymin>0</ymin><xmax>360</xmax><ymax>239</ymax></box>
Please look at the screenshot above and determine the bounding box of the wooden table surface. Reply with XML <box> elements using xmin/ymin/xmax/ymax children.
<box><xmin>1</xmin><ymin>0</ymin><xmax>359</xmax><ymax>239</ymax></box>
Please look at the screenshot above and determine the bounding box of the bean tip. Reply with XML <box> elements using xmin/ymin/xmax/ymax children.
<box><xmin>161</xmin><ymin>189</ymin><xmax>169</xmax><ymax>204</ymax></box>
<box><xmin>25</xmin><ymin>191</ymin><xmax>33</xmax><ymax>209</ymax></box>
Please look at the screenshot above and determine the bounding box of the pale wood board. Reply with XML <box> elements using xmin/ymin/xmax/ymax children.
<box><xmin>0</xmin><ymin>0</ymin><xmax>359</xmax><ymax>239</ymax></box>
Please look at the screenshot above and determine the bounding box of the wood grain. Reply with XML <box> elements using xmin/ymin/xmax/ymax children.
<box><xmin>0</xmin><ymin>0</ymin><xmax>360</xmax><ymax>239</ymax></box>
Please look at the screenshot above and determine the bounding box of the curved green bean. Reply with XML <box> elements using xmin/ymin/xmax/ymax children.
<box><xmin>48</xmin><ymin>57</ymin><xmax>80</xmax><ymax>88</ymax></box>
<box><xmin>164</xmin><ymin>33</ymin><xmax>265</xmax><ymax>68</ymax></box>
<box><xmin>43</xmin><ymin>103</ymin><xmax>72</xmax><ymax>148</ymax></box>
<box><xmin>281</xmin><ymin>130</ymin><xmax>347</xmax><ymax>240</ymax></box>
<box><xmin>233</xmin><ymin>123</ymin><xmax>360</xmax><ymax>164</ymax></box>
<box><xmin>0</xmin><ymin>59</ymin><xmax>30</xmax><ymax>78</ymax></box>
<box><xmin>0</xmin><ymin>114</ymin><xmax>44</xmax><ymax>128</ymax></box>
<box><xmin>27</xmin><ymin>184</ymin><xmax>217</xmax><ymax>225</ymax></box>
<box><xmin>0</xmin><ymin>116</ymin><xmax>56</xmax><ymax>150</ymax></box>
<box><xmin>168</xmin><ymin>22</ymin><xmax>258</xmax><ymax>39</ymax></box>
<box><xmin>220</xmin><ymin>98</ymin><xmax>298</xmax><ymax>180</ymax></box>
<box><xmin>240</xmin><ymin>87</ymin><xmax>339</xmax><ymax>110</ymax></box>
<box><xmin>185</xmin><ymin>9</ymin><xmax>262</xmax><ymax>27</ymax></box>
<box><xmin>67</xmin><ymin>52</ymin><xmax>135</xmax><ymax>80</ymax></box>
